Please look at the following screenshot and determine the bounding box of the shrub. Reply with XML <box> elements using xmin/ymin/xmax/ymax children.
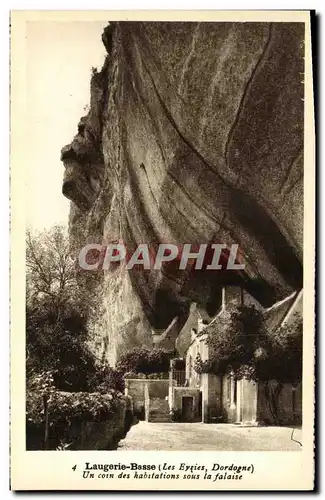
<box><xmin>26</xmin><ymin>377</ymin><xmax>127</xmax><ymax>450</ymax></box>
<box><xmin>123</xmin><ymin>371</ymin><xmax>169</xmax><ymax>380</ymax></box>
<box><xmin>86</xmin><ymin>364</ymin><xmax>125</xmax><ymax>393</ymax></box>
<box><xmin>116</xmin><ymin>347</ymin><xmax>175</xmax><ymax>375</ymax></box>
<box><xmin>196</xmin><ymin>306</ymin><xmax>302</xmax><ymax>386</ymax></box>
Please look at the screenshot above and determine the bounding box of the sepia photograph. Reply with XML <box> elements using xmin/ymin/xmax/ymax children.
<box><xmin>10</xmin><ymin>9</ymin><xmax>315</xmax><ymax>491</ymax></box>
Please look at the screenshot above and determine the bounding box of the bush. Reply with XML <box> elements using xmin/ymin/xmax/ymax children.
<box><xmin>196</xmin><ymin>306</ymin><xmax>302</xmax><ymax>387</ymax></box>
<box><xmin>255</xmin><ymin>319</ymin><xmax>302</xmax><ymax>385</ymax></box>
<box><xmin>201</xmin><ymin>306</ymin><xmax>265</xmax><ymax>377</ymax></box>
<box><xmin>123</xmin><ymin>371</ymin><xmax>169</xmax><ymax>380</ymax></box>
<box><xmin>26</xmin><ymin>304</ymin><xmax>95</xmax><ymax>392</ymax></box>
<box><xmin>86</xmin><ymin>364</ymin><xmax>125</xmax><ymax>393</ymax></box>
<box><xmin>116</xmin><ymin>347</ymin><xmax>175</xmax><ymax>375</ymax></box>
<box><xmin>26</xmin><ymin>373</ymin><xmax>128</xmax><ymax>450</ymax></box>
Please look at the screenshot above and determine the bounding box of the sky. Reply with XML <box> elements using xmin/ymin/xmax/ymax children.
<box><xmin>25</xmin><ymin>21</ymin><xmax>108</xmax><ymax>231</ymax></box>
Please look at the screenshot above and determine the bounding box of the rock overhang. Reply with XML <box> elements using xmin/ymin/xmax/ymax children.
<box><xmin>60</xmin><ymin>21</ymin><xmax>304</xmax><ymax>360</ymax></box>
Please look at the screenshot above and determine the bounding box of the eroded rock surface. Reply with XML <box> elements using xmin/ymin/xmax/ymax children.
<box><xmin>61</xmin><ymin>22</ymin><xmax>304</xmax><ymax>365</ymax></box>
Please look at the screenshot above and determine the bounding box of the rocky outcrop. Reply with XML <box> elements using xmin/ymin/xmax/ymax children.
<box><xmin>61</xmin><ymin>22</ymin><xmax>304</xmax><ymax>365</ymax></box>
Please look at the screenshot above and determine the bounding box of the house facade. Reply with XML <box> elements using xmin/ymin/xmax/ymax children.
<box><xmin>168</xmin><ymin>286</ymin><xmax>302</xmax><ymax>425</ymax></box>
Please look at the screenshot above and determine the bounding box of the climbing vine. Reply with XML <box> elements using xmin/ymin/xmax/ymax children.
<box><xmin>193</xmin><ymin>305</ymin><xmax>302</xmax><ymax>423</ymax></box>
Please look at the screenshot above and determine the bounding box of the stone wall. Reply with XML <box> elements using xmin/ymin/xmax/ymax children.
<box><xmin>124</xmin><ymin>378</ymin><xmax>169</xmax><ymax>419</ymax></box>
<box><xmin>26</xmin><ymin>395</ymin><xmax>134</xmax><ymax>451</ymax></box>
<box><xmin>236</xmin><ymin>379</ymin><xmax>258</xmax><ymax>424</ymax></box>
<box><xmin>220</xmin><ymin>377</ymin><xmax>302</xmax><ymax>425</ymax></box>
<box><xmin>73</xmin><ymin>397</ymin><xmax>132</xmax><ymax>450</ymax></box>
<box><xmin>71</xmin><ymin>405</ymin><xmax>128</xmax><ymax>450</ymax></box>
<box><xmin>257</xmin><ymin>381</ymin><xmax>302</xmax><ymax>425</ymax></box>
<box><xmin>221</xmin><ymin>376</ymin><xmax>258</xmax><ymax>424</ymax></box>
<box><xmin>201</xmin><ymin>373</ymin><xmax>223</xmax><ymax>423</ymax></box>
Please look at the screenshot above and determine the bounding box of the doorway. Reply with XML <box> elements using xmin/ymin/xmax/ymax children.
<box><xmin>181</xmin><ymin>396</ymin><xmax>194</xmax><ymax>421</ymax></box>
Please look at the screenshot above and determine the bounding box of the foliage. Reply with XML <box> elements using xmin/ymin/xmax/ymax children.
<box><xmin>56</xmin><ymin>441</ymin><xmax>73</xmax><ymax>451</ymax></box>
<box><xmin>123</xmin><ymin>371</ymin><xmax>169</xmax><ymax>380</ymax></box>
<box><xmin>86</xmin><ymin>364</ymin><xmax>125</xmax><ymax>393</ymax></box>
<box><xmin>26</xmin><ymin>371</ymin><xmax>130</xmax><ymax>450</ymax></box>
<box><xmin>25</xmin><ymin>227</ymin><xmax>132</xmax><ymax>449</ymax></box>
<box><xmin>50</xmin><ymin>390</ymin><xmax>121</xmax><ymax>424</ymax></box>
<box><xmin>193</xmin><ymin>305</ymin><xmax>302</xmax><ymax>424</ymax></box>
<box><xmin>26</xmin><ymin>307</ymin><xmax>92</xmax><ymax>391</ymax></box>
<box><xmin>194</xmin><ymin>306</ymin><xmax>262</xmax><ymax>376</ymax></box>
<box><xmin>26</xmin><ymin>226</ymin><xmax>122</xmax><ymax>394</ymax></box>
<box><xmin>195</xmin><ymin>305</ymin><xmax>302</xmax><ymax>388</ymax></box>
<box><xmin>27</xmin><ymin>388</ymin><xmax>121</xmax><ymax>428</ymax></box>
<box><xmin>116</xmin><ymin>347</ymin><xmax>175</xmax><ymax>375</ymax></box>
<box><xmin>254</xmin><ymin>318</ymin><xmax>302</xmax><ymax>385</ymax></box>
<box><xmin>26</xmin><ymin>226</ymin><xmax>76</xmax><ymax>313</ymax></box>
<box><xmin>27</xmin><ymin>370</ymin><xmax>55</xmax><ymax>396</ymax></box>
<box><xmin>26</xmin><ymin>226</ymin><xmax>87</xmax><ymax>388</ymax></box>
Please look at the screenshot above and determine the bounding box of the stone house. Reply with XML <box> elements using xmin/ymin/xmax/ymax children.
<box><xmin>168</xmin><ymin>286</ymin><xmax>302</xmax><ymax>425</ymax></box>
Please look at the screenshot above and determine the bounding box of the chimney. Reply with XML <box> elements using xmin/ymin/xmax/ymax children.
<box><xmin>222</xmin><ymin>286</ymin><xmax>244</xmax><ymax>311</ymax></box>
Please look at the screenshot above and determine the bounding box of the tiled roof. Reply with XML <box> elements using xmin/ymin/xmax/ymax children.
<box><xmin>263</xmin><ymin>291</ymin><xmax>299</xmax><ymax>330</ymax></box>
<box><xmin>176</xmin><ymin>303</ymin><xmax>200</xmax><ymax>357</ymax></box>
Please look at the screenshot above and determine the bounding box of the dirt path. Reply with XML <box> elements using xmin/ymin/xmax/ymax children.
<box><xmin>118</xmin><ymin>421</ymin><xmax>302</xmax><ymax>451</ymax></box>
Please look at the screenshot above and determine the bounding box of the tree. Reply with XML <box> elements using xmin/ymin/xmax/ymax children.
<box><xmin>26</xmin><ymin>226</ymin><xmax>89</xmax><ymax>389</ymax></box>
<box><xmin>26</xmin><ymin>225</ymin><xmax>77</xmax><ymax>315</ymax></box>
<box><xmin>196</xmin><ymin>306</ymin><xmax>266</xmax><ymax>377</ymax></box>
<box><xmin>26</xmin><ymin>225</ymin><xmax>121</xmax><ymax>392</ymax></box>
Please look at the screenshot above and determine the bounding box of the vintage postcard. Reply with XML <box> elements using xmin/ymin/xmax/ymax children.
<box><xmin>10</xmin><ymin>10</ymin><xmax>315</xmax><ymax>491</ymax></box>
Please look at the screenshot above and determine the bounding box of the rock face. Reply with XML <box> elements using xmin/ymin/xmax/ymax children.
<box><xmin>61</xmin><ymin>22</ymin><xmax>304</xmax><ymax>366</ymax></box>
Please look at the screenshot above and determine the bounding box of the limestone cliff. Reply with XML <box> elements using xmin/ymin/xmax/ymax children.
<box><xmin>61</xmin><ymin>22</ymin><xmax>304</xmax><ymax>366</ymax></box>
